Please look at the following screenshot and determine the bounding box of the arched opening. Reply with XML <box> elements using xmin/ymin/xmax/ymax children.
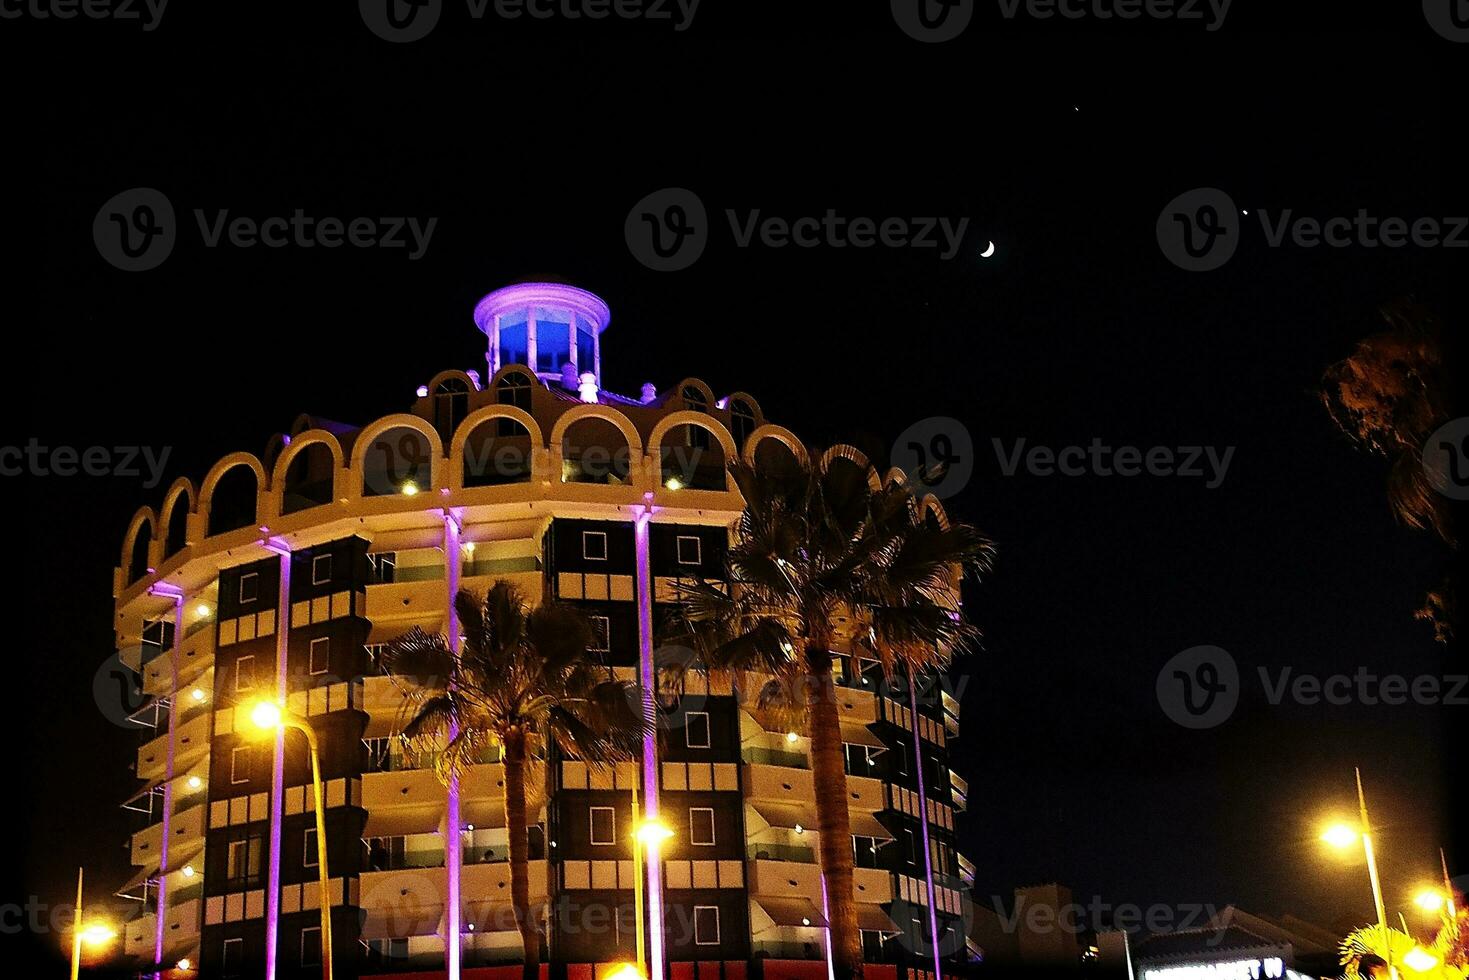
<box><xmin>282</xmin><ymin>444</ymin><xmax>335</xmax><ymax>514</ymax></box>
<box><xmin>561</xmin><ymin>417</ymin><xmax>631</xmax><ymax>485</ymax></box>
<box><xmin>207</xmin><ymin>466</ymin><xmax>259</xmax><ymax>536</ymax></box>
<box><xmin>163</xmin><ymin>493</ymin><xmax>190</xmax><ymax>557</ymax></box>
<box><xmin>822</xmin><ymin>453</ymin><xmax>872</xmax><ymax>529</ymax></box>
<box><xmin>462</xmin><ymin>417</ymin><xmax>534</xmax><ymax>487</ymax></box>
<box><xmin>752</xmin><ymin>437</ymin><xmax>803</xmax><ymax>482</ymax></box>
<box><xmin>361</xmin><ymin>426</ymin><xmax>433</xmax><ymax>497</ymax></box>
<box><xmin>729</xmin><ymin>399</ymin><xmax>756</xmax><ymax>449</ymax></box>
<box><xmin>495</xmin><ymin>372</ymin><xmax>534</xmax><ymax>434</ymax></box>
<box><xmin>660</xmin><ymin>423</ymin><xmax>726</xmax><ymax>491</ymax></box>
<box><xmin>432</xmin><ymin>378</ymin><xmax>471</xmax><ymax>444</ymax></box>
<box><xmin>681</xmin><ymin>386</ymin><xmax>711</xmax><ymax>450</ymax></box>
<box><xmin>127</xmin><ymin>522</ymin><xmax>153</xmax><ymax>584</ymax></box>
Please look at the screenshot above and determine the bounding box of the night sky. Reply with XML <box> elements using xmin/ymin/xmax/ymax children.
<box><xmin>9</xmin><ymin>1</ymin><xmax>1464</xmax><ymax>971</ymax></box>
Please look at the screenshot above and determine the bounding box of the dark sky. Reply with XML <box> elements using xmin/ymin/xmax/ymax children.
<box><xmin>8</xmin><ymin>1</ymin><xmax>1464</xmax><ymax>970</ymax></box>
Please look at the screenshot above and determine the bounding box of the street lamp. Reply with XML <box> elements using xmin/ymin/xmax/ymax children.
<box><xmin>247</xmin><ymin>700</ymin><xmax>334</xmax><ymax>980</ymax></box>
<box><xmin>69</xmin><ymin>867</ymin><xmax>116</xmax><ymax>980</ymax></box>
<box><xmin>1321</xmin><ymin>769</ymin><xmax>1390</xmax><ymax>968</ymax></box>
<box><xmin>1413</xmin><ymin>889</ymin><xmax>1446</xmax><ymax>914</ymax></box>
<box><xmin>629</xmin><ymin>785</ymin><xmax>673</xmax><ymax>979</ymax></box>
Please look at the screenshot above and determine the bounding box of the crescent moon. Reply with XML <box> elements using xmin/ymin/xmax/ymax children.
<box><xmin>980</xmin><ymin>240</ymin><xmax>996</xmax><ymax>257</ymax></box>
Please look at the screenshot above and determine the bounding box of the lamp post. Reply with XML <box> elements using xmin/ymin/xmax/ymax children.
<box><xmin>69</xmin><ymin>867</ymin><xmax>116</xmax><ymax>980</ymax></box>
<box><xmin>629</xmin><ymin>785</ymin><xmax>673</xmax><ymax>980</ymax></box>
<box><xmin>1321</xmin><ymin>769</ymin><xmax>1390</xmax><ymax>967</ymax></box>
<box><xmin>250</xmin><ymin>701</ymin><xmax>333</xmax><ymax>980</ymax></box>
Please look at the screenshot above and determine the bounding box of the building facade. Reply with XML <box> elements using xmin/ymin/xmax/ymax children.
<box><xmin>112</xmin><ymin>282</ymin><xmax>975</xmax><ymax>980</ymax></box>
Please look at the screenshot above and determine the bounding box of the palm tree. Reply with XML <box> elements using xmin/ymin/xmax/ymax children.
<box><xmin>385</xmin><ymin>583</ymin><xmax>647</xmax><ymax>980</ymax></box>
<box><xmin>663</xmin><ymin>453</ymin><xmax>995</xmax><ymax>980</ymax></box>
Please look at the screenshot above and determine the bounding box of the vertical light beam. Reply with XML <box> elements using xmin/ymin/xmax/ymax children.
<box><xmin>908</xmin><ymin>668</ymin><xmax>945</xmax><ymax>980</ymax></box>
<box><xmin>264</xmin><ymin>548</ymin><xmax>291</xmax><ymax>980</ymax></box>
<box><xmin>634</xmin><ymin>509</ymin><xmax>664</xmax><ymax>980</ymax></box>
<box><xmin>444</xmin><ymin>513</ymin><xmax>463</xmax><ymax>980</ymax></box>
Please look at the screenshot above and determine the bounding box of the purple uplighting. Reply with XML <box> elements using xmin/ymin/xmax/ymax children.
<box><xmin>634</xmin><ymin>507</ymin><xmax>665</xmax><ymax>980</ymax></box>
<box><xmin>264</xmin><ymin>548</ymin><xmax>292</xmax><ymax>979</ymax></box>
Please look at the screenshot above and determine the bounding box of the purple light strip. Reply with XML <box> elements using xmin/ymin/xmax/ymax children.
<box><xmin>633</xmin><ymin>507</ymin><xmax>664</xmax><ymax>980</ymax></box>
<box><xmin>264</xmin><ymin>549</ymin><xmax>291</xmax><ymax>980</ymax></box>
<box><xmin>443</xmin><ymin>512</ymin><xmax>463</xmax><ymax>980</ymax></box>
<box><xmin>147</xmin><ymin>586</ymin><xmax>184</xmax><ymax>980</ymax></box>
<box><xmin>907</xmin><ymin>668</ymin><xmax>944</xmax><ymax>979</ymax></box>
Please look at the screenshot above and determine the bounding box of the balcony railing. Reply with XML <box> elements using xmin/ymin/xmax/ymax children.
<box><xmin>753</xmin><ymin>941</ymin><xmax>825</xmax><ymax>960</ymax></box>
<box><xmin>747</xmin><ymin>843</ymin><xmax>815</xmax><ymax>864</ymax></box>
<box><xmin>742</xmin><ymin>747</ymin><xmax>809</xmax><ymax>769</ymax></box>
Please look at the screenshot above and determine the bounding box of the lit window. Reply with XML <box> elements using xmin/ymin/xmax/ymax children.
<box><xmin>685</xmin><ymin>711</ymin><xmax>711</xmax><ymax>749</ymax></box>
<box><xmin>239</xmin><ymin>572</ymin><xmax>259</xmax><ymax>604</ymax></box>
<box><xmin>689</xmin><ymin>808</ymin><xmax>716</xmax><ymax>845</ymax></box>
<box><xmin>304</xmin><ymin>829</ymin><xmax>319</xmax><ymax>868</ymax></box>
<box><xmin>230</xmin><ymin>746</ymin><xmax>251</xmax><ymax>784</ymax></box>
<box><xmin>235</xmin><ymin>655</ymin><xmax>256</xmax><ymax>693</ymax></box>
<box><xmin>694</xmin><ymin>906</ymin><xmax>720</xmax><ymax>945</ymax></box>
<box><xmin>311</xmin><ymin>554</ymin><xmax>332</xmax><ymax>586</ymax></box>
<box><xmin>588</xmin><ymin>615</ymin><xmax>611</xmax><ymax>652</ymax></box>
<box><xmin>589</xmin><ymin>806</ymin><xmax>616</xmax><ymax>845</ymax></box>
<box><xmin>582</xmin><ymin>531</ymin><xmax>608</xmax><ymax>561</ymax></box>
<box><xmin>676</xmin><ymin>535</ymin><xmax>702</xmax><ymax>566</ymax></box>
<box><xmin>308</xmin><ymin>636</ymin><xmax>330</xmax><ymax>675</ymax></box>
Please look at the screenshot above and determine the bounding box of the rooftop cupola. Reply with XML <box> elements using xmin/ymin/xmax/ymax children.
<box><xmin>473</xmin><ymin>281</ymin><xmax>611</xmax><ymax>389</ymax></box>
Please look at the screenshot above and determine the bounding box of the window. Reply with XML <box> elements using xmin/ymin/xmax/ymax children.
<box><xmin>676</xmin><ymin>535</ymin><xmax>702</xmax><ymax>566</ymax></box>
<box><xmin>235</xmin><ymin>654</ymin><xmax>255</xmax><ymax>693</ymax></box>
<box><xmin>689</xmin><ymin>808</ymin><xmax>716</xmax><ymax>845</ymax></box>
<box><xmin>589</xmin><ymin>806</ymin><xmax>616</xmax><ymax>845</ymax></box>
<box><xmin>582</xmin><ymin>530</ymin><xmax>608</xmax><ymax>560</ymax></box>
<box><xmin>304</xmin><ymin>828</ymin><xmax>319</xmax><ymax>868</ymax></box>
<box><xmin>301</xmin><ymin>926</ymin><xmax>322</xmax><ymax>966</ymax></box>
<box><xmin>239</xmin><ymin>572</ymin><xmax>259</xmax><ymax>604</ymax></box>
<box><xmin>230</xmin><ymin>746</ymin><xmax>251</xmax><ymax>784</ymax></box>
<box><xmin>903</xmin><ymin>829</ymin><xmax>917</xmax><ymax>865</ymax></box>
<box><xmin>367</xmin><ymin>551</ymin><xmax>396</xmax><ymax>584</ymax></box>
<box><xmin>730</xmin><ymin>399</ymin><xmax>756</xmax><ymax>447</ymax></box>
<box><xmin>535</xmin><ymin>308</ymin><xmax>572</xmax><ymax>373</ymax></box>
<box><xmin>694</xmin><ymin>906</ymin><xmax>720</xmax><ymax>945</ymax></box>
<box><xmin>226</xmin><ymin>835</ymin><xmax>262</xmax><ymax>883</ymax></box>
<box><xmin>222</xmin><ymin>937</ymin><xmax>244</xmax><ymax>978</ymax></box>
<box><xmin>311</xmin><ymin>554</ymin><xmax>332</xmax><ymax>585</ymax></box>
<box><xmin>685</xmin><ymin>711</ymin><xmax>711</xmax><ymax>749</ymax></box>
<box><xmin>309</xmin><ymin>636</ymin><xmax>330</xmax><ymax>675</ymax></box>
<box><xmin>588</xmin><ymin>615</ymin><xmax>610</xmax><ymax>652</ymax></box>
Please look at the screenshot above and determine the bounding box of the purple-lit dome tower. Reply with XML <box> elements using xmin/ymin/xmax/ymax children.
<box><xmin>474</xmin><ymin>281</ymin><xmax>612</xmax><ymax>390</ymax></box>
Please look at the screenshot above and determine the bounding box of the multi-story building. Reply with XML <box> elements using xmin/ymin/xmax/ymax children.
<box><xmin>112</xmin><ymin>281</ymin><xmax>974</xmax><ymax>980</ymax></box>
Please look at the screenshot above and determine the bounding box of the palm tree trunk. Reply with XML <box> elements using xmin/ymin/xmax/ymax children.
<box><xmin>504</xmin><ymin>732</ymin><xmax>541</xmax><ymax>980</ymax></box>
<box><xmin>806</xmin><ymin>648</ymin><xmax>863</xmax><ymax>980</ymax></box>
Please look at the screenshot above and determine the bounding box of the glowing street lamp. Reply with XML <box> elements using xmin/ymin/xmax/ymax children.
<box><xmin>1414</xmin><ymin>889</ymin><xmax>1446</xmax><ymax>914</ymax></box>
<box><xmin>1321</xmin><ymin>770</ymin><xmax>1390</xmax><ymax>969</ymax></box>
<box><xmin>69</xmin><ymin>867</ymin><xmax>116</xmax><ymax>980</ymax></box>
<box><xmin>246</xmin><ymin>700</ymin><xmax>333</xmax><ymax>980</ymax></box>
<box><xmin>607</xmin><ymin>963</ymin><xmax>645</xmax><ymax>980</ymax></box>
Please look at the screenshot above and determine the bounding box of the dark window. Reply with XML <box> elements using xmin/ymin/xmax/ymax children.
<box><xmin>239</xmin><ymin>572</ymin><xmax>259</xmax><ymax>604</ymax></box>
<box><xmin>694</xmin><ymin>906</ymin><xmax>720</xmax><ymax>945</ymax></box>
<box><xmin>230</xmin><ymin>746</ymin><xmax>252</xmax><ymax>784</ymax></box>
<box><xmin>222</xmin><ymin>937</ymin><xmax>244</xmax><ymax>978</ymax></box>
<box><xmin>582</xmin><ymin>531</ymin><xmax>608</xmax><ymax>560</ymax></box>
<box><xmin>235</xmin><ymin>655</ymin><xmax>256</xmax><ymax>694</ymax></box>
<box><xmin>675</xmin><ymin>535</ymin><xmax>702</xmax><ymax>566</ymax></box>
<box><xmin>300</xmin><ymin>926</ymin><xmax>321</xmax><ymax>966</ymax></box>
<box><xmin>308</xmin><ymin>637</ymin><xmax>330</xmax><ymax>675</ymax></box>
<box><xmin>311</xmin><ymin>554</ymin><xmax>332</xmax><ymax>586</ymax></box>
<box><xmin>689</xmin><ymin>808</ymin><xmax>716</xmax><ymax>845</ymax></box>
<box><xmin>304</xmin><ymin>829</ymin><xmax>319</xmax><ymax>868</ymax></box>
<box><xmin>588</xmin><ymin>616</ymin><xmax>610</xmax><ymax>652</ymax></box>
<box><xmin>685</xmin><ymin>712</ymin><xmax>711</xmax><ymax>749</ymax></box>
<box><xmin>589</xmin><ymin>806</ymin><xmax>616</xmax><ymax>845</ymax></box>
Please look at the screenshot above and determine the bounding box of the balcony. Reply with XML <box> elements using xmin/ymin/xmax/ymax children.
<box><xmin>136</xmin><ymin>710</ymin><xmax>211</xmax><ymax>782</ymax></box>
<box><xmin>364</xmin><ymin>577</ymin><xmax>448</xmax><ymax>627</ymax></box>
<box><xmin>142</xmin><ymin>627</ymin><xmax>215</xmax><ymax>699</ymax></box>
<box><xmin>950</xmin><ymin>772</ymin><xmax>968</xmax><ymax>812</ymax></box>
<box><xmin>746</xmin><ymin>842</ymin><xmax>815</xmax><ymax>864</ymax></box>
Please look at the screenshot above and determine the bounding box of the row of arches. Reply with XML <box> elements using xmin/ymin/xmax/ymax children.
<box><xmin>121</xmin><ymin>404</ymin><xmax>807</xmax><ymax>587</ymax></box>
